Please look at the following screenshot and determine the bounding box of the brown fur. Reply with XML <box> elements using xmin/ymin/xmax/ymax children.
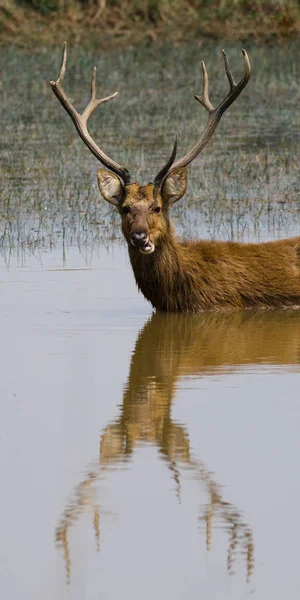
<box><xmin>97</xmin><ymin>167</ymin><xmax>300</xmax><ymax>312</ymax></box>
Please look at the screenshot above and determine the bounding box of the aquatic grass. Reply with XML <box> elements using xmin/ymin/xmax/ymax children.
<box><xmin>1</xmin><ymin>40</ymin><xmax>300</xmax><ymax>256</ymax></box>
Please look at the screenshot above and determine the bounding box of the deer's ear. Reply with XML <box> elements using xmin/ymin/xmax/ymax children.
<box><xmin>97</xmin><ymin>169</ymin><xmax>125</xmax><ymax>206</ymax></box>
<box><xmin>161</xmin><ymin>167</ymin><xmax>188</xmax><ymax>205</ymax></box>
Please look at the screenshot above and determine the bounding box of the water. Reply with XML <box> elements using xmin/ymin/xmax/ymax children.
<box><xmin>1</xmin><ymin>39</ymin><xmax>300</xmax><ymax>599</ymax></box>
<box><xmin>1</xmin><ymin>245</ymin><xmax>300</xmax><ymax>599</ymax></box>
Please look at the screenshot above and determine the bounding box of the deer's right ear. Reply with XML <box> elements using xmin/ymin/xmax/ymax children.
<box><xmin>97</xmin><ymin>169</ymin><xmax>125</xmax><ymax>206</ymax></box>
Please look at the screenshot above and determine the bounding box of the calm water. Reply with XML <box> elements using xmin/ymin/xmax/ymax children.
<box><xmin>1</xmin><ymin>244</ymin><xmax>300</xmax><ymax>599</ymax></box>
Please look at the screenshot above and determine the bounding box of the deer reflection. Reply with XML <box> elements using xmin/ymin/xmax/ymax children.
<box><xmin>56</xmin><ymin>309</ymin><xmax>300</xmax><ymax>583</ymax></box>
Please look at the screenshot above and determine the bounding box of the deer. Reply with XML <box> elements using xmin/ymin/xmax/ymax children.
<box><xmin>50</xmin><ymin>44</ymin><xmax>300</xmax><ymax>312</ymax></box>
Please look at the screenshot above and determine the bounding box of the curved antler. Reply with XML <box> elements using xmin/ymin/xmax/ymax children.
<box><xmin>50</xmin><ymin>43</ymin><xmax>131</xmax><ymax>185</ymax></box>
<box><xmin>154</xmin><ymin>49</ymin><xmax>251</xmax><ymax>187</ymax></box>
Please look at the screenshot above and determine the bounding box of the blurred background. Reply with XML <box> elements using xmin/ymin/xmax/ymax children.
<box><xmin>2</xmin><ymin>1</ymin><xmax>300</xmax><ymax>46</ymax></box>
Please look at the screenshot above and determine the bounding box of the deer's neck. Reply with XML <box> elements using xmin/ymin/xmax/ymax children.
<box><xmin>128</xmin><ymin>226</ymin><xmax>191</xmax><ymax>311</ymax></box>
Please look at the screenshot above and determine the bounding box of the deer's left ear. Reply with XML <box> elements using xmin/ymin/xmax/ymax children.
<box><xmin>161</xmin><ymin>167</ymin><xmax>188</xmax><ymax>205</ymax></box>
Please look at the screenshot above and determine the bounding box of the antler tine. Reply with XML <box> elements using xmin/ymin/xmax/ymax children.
<box><xmin>82</xmin><ymin>66</ymin><xmax>118</xmax><ymax>122</ymax></box>
<box><xmin>154</xmin><ymin>49</ymin><xmax>251</xmax><ymax>182</ymax></box>
<box><xmin>57</xmin><ymin>41</ymin><xmax>67</xmax><ymax>85</ymax></box>
<box><xmin>196</xmin><ymin>61</ymin><xmax>214</xmax><ymax>112</ymax></box>
<box><xmin>50</xmin><ymin>43</ymin><xmax>131</xmax><ymax>185</ymax></box>
<box><xmin>56</xmin><ymin>42</ymin><xmax>67</xmax><ymax>84</ymax></box>
<box><xmin>222</xmin><ymin>49</ymin><xmax>236</xmax><ymax>90</ymax></box>
<box><xmin>242</xmin><ymin>48</ymin><xmax>251</xmax><ymax>81</ymax></box>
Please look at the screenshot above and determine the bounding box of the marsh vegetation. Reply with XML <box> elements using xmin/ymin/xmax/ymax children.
<box><xmin>1</xmin><ymin>41</ymin><xmax>300</xmax><ymax>260</ymax></box>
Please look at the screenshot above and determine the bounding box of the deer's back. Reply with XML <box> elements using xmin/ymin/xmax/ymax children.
<box><xmin>178</xmin><ymin>236</ymin><xmax>300</xmax><ymax>310</ymax></box>
<box><xmin>131</xmin><ymin>236</ymin><xmax>300</xmax><ymax>312</ymax></box>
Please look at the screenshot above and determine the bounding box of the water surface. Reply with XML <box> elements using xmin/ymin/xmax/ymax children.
<box><xmin>1</xmin><ymin>245</ymin><xmax>300</xmax><ymax>599</ymax></box>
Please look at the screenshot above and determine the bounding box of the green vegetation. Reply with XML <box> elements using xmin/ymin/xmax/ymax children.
<box><xmin>1</xmin><ymin>41</ymin><xmax>300</xmax><ymax>253</ymax></box>
<box><xmin>1</xmin><ymin>1</ymin><xmax>300</xmax><ymax>47</ymax></box>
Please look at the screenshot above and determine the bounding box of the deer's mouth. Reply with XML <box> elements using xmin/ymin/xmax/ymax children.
<box><xmin>130</xmin><ymin>233</ymin><xmax>155</xmax><ymax>254</ymax></box>
<box><xmin>139</xmin><ymin>239</ymin><xmax>155</xmax><ymax>254</ymax></box>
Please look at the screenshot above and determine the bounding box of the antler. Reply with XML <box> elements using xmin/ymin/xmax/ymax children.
<box><xmin>154</xmin><ymin>49</ymin><xmax>251</xmax><ymax>187</ymax></box>
<box><xmin>50</xmin><ymin>43</ymin><xmax>131</xmax><ymax>185</ymax></box>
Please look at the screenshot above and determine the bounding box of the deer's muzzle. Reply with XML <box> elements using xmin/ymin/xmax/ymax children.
<box><xmin>130</xmin><ymin>230</ymin><xmax>154</xmax><ymax>254</ymax></box>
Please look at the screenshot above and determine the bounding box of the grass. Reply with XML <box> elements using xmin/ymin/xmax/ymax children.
<box><xmin>1</xmin><ymin>40</ymin><xmax>300</xmax><ymax>254</ymax></box>
<box><xmin>2</xmin><ymin>1</ymin><xmax>300</xmax><ymax>47</ymax></box>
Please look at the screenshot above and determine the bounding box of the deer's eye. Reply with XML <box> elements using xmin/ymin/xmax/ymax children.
<box><xmin>153</xmin><ymin>206</ymin><xmax>161</xmax><ymax>214</ymax></box>
<box><xmin>122</xmin><ymin>206</ymin><xmax>130</xmax><ymax>215</ymax></box>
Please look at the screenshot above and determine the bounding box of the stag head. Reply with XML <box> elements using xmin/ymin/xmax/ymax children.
<box><xmin>97</xmin><ymin>168</ymin><xmax>187</xmax><ymax>253</ymax></box>
<box><xmin>50</xmin><ymin>44</ymin><xmax>251</xmax><ymax>255</ymax></box>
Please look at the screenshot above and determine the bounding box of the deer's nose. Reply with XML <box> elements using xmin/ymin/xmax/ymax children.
<box><xmin>130</xmin><ymin>230</ymin><xmax>148</xmax><ymax>247</ymax></box>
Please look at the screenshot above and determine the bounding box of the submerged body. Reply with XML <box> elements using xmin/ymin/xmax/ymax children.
<box><xmin>129</xmin><ymin>231</ymin><xmax>300</xmax><ymax>312</ymax></box>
